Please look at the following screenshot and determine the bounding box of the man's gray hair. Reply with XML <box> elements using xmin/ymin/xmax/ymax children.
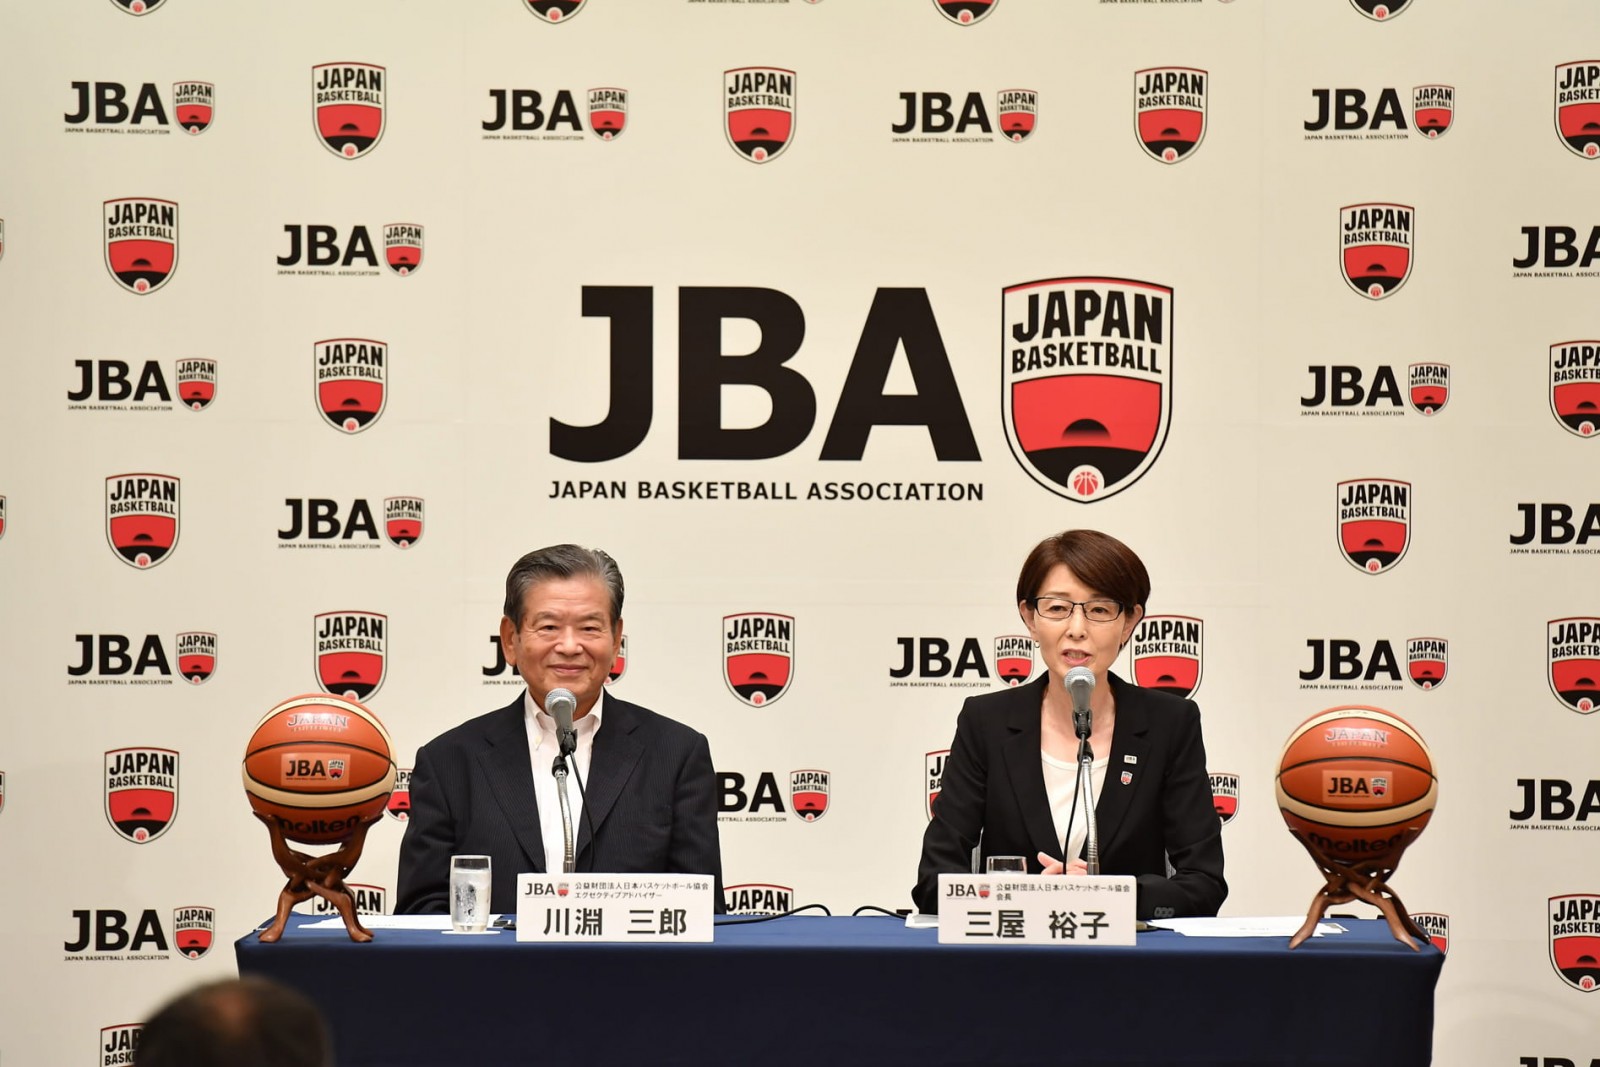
<box><xmin>503</xmin><ymin>544</ymin><xmax>624</xmax><ymax>626</ymax></box>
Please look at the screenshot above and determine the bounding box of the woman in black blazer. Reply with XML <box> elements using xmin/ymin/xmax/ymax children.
<box><xmin>914</xmin><ymin>529</ymin><xmax>1226</xmax><ymax>920</ymax></box>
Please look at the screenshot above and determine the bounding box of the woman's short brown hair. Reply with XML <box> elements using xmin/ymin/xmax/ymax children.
<box><xmin>1015</xmin><ymin>529</ymin><xmax>1151</xmax><ymax>612</ymax></box>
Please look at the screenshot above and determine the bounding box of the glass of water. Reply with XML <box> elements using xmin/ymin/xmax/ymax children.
<box><xmin>986</xmin><ymin>855</ymin><xmax>1027</xmax><ymax>874</ymax></box>
<box><xmin>450</xmin><ymin>855</ymin><xmax>492</xmax><ymax>932</ymax></box>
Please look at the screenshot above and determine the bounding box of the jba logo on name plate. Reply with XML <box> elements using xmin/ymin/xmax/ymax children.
<box><xmin>936</xmin><ymin>874</ymin><xmax>1137</xmax><ymax>946</ymax></box>
<box><xmin>515</xmin><ymin>873</ymin><xmax>714</xmax><ymax>943</ymax></box>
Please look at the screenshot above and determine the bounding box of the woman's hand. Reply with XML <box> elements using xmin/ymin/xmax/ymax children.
<box><xmin>1036</xmin><ymin>852</ymin><xmax>1089</xmax><ymax>876</ymax></box>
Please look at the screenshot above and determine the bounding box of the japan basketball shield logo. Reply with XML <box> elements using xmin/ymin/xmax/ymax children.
<box><xmin>104</xmin><ymin>747</ymin><xmax>179</xmax><ymax>844</ymax></box>
<box><xmin>993</xmin><ymin>635</ymin><xmax>1035</xmax><ymax>686</ymax></box>
<box><xmin>386</xmin><ymin>768</ymin><xmax>412</xmax><ymax>820</ymax></box>
<box><xmin>173</xmin><ymin>82</ymin><xmax>214</xmax><ymax>135</ymax></box>
<box><xmin>1412</xmin><ymin>912</ymin><xmax>1448</xmax><ymax>954</ymax></box>
<box><xmin>997</xmin><ymin>89</ymin><xmax>1037</xmax><ymax>143</ymax></box>
<box><xmin>926</xmin><ymin>750</ymin><xmax>948</xmax><ymax>820</ymax></box>
<box><xmin>104</xmin><ymin>198</ymin><xmax>178</xmax><ymax>295</ymax></box>
<box><xmin>1002</xmin><ymin>277</ymin><xmax>1173</xmax><ymax>503</ymax></box>
<box><xmin>1134</xmin><ymin>67</ymin><xmax>1206</xmax><ymax>164</ymax></box>
<box><xmin>588</xmin><ymin>88</ymin><xmax>628</xmax><ymax>140</ymax></box>
<box><xmin>312</xmin><ymin>63</ymin><xmax>385</xmax><ymax>159</ymax></box>
<box><xmin>383</xmin><ymin>497</ymin><xmax>424</xmax><ymax>548</ymax></box>
<box><xmin>789</xmin><ymin>769</ymin><xmax>830</xmax><ymax>822</ymax></box>
<box><xmin>723</xmin><ymin>613</ymin><xmax>794</xmax><ymax>707</ymax></box>
<box><xmin>173</xmin><ymin>907</ymin><xmax>214</xmax><ymax>960</ymax></box>
<box><xmin>1336</xmin><ymin>478</ymin><xmax>1410</xmax><ymax>574</ymax></box>
<box><xmin>175</xmin><ymin>632</ymin><xmax>217</xmax><ymax>685</ymax></box>
<box><xmin>384</xmin><ymin>223</ymin><xmax>423</xmax><ymax>276</ymax></box>
<box><xmin>105</xmin><ymin>474</ymin><xmax>180</xmax><ymax>569</ymax></box>
<box><xmin>1349</xmin><ymin>0</ymin><xmax>1410</xmax><ymax>19</ymax></box>
<box><xmin>1340</xmin><ymin>203</ymin><xmax>1413</xmax><ymax>300</ymax></box>
<box><xmin>109</xmin><ymin>0</ymin><xmax>166</xmax><ymax>13</ymax></box>
<box><xmin>525</xmin><ymin>0</ymin><xmax>585</xmax><ymax>22</ymax></box>
<box><xmin>1129</xmin><ymin>615</ymin><xmax>1203</xmax><ymax>699</ymax></box>
<box><xmin>1408</xmin><ymin>362</ymin><xmax>1449</xmax><ymax>416</ymax></box>
<box><xmin>1548</xmin><ymin>618</ymin><xmax>1600</xmax><ymax>714</ymax></box>
<box><xmin>0</xmin><ymin>770</ymin><xmax>6</xmax><ymax>816</ymax></box>
<box><xmin>0</xmin><ymin>496</ymin><xmax>7</xmax><ymax>542</ymax></box>
<box><xmin>607</xmin><ymin>635</ymin><xmax>628</xmax><ymax>686</ymax></box>
<box><xmin>175</xmin><ymin>358</ymin><xmax>218</xmax><ymax>411</ymax></box>
<box><xmin>934</xmin><ymin>0</ymin><xmax>996</xmax><ymax>25</ymax></box>
<box><xmin>315</xmin><ymin>338</ymin><xmax>387</xmax><ymax>433</ymax></box>
<box><xmin>725</xmin><ymin>68</ymin><xmax>795</xmax><ymax>164</ymax></box>
<box><xmin>314</xmin><ymin>611</ymin><xmax>388</xmax><ymax>701</ymax></box>
<box><xmin>1549</xmin><ymin>895</ymin><xmax>1600</xmax><ymax>990</ymax></box>
<box><xmin>1406</xmin><ymin>637</ymin><xmax>1447</xmax><ymax>691</ymax></box>
<box><xmin>0</xmin><ymin>218</ymin><xmax>5</xmax><ymax>262</ymax></box>
<box><xmin>1411</xmin><ymin>85</ymin><xmax>1453</xmax><ymax>139</ymax></box>
<box><xmin>1555</xmin><ymin>63</ymin><xmax>1600</xmax><ymax>159</ymax></box>
<box><xmin>1210</xmin><ymin>772</ymin><xmax>1239</xmax><ymax>825</ymax></box>
<box><xmin>1550</xmin><ymin>341</ymin><xmax>1600</xmax><ymax>438</ymax></box>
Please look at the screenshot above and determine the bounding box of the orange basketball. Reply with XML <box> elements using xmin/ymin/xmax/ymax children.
<box><xmin>1275</xmin><ymin>705</ymin><xmax>1437</xmax><ymax>868</ymax></box>
<box><xmin>242</xmin><ymin>693</ymin><xmax>397</xmax><ymax>845</ymax></box>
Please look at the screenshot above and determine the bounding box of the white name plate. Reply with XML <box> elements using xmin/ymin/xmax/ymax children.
<box><xmin>515</xmin><ymin>873</ymin><xmax>715</xmax><ymax>943</ymax></box>
<box><xmin>936</xmin><ymin>874</ymin><xmax>1138</xmax><ymax>946</ymax></box>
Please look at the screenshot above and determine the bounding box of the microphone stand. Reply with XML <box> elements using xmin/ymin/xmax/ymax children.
<box><xmin>552</xmin><ymin>752</ymin><xmax>576</xmax><ymax>875</ymax></box>
<box><xmin>1074</xmin><ymin>705</ymin><xmax>1101</xmax><ymax>876</ymax></box>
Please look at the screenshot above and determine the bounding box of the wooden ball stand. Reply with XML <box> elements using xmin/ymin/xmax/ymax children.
<box><xmin>1286</xmin><ymin>827</ymin><xmax>1429</xmax><ymax>951</ymax></box>
<box><xmin>255</xmin><ymin>812</ymin><xmax>380</xmax><ymax>943</ymax></box>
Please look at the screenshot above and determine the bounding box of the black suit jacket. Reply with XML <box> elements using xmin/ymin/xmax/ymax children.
<box><xmin>914</xmin><ymin>672</ymin><xmax>1226</xmax><ymax>920</ymax></box>
<box><xmin>397</xmin><ymin>693</ymin><xmax>723</xmax><ymax>915</ymax></box>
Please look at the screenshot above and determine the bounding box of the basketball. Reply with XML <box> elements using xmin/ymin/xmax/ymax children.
<box><xmin>1275</xmin><ymin>705</ymin><xmax>1437</xmax><ymax>868</ymax></box>
<box><xmin>242</xmin><ymin>693</ymin><xmax>397</xmax><ymax>845</ymax></box>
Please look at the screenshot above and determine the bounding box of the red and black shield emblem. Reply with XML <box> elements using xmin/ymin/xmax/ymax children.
<box><xmin>1408</xmin><ymin>362</ymin><xmax>1449</xmax><ymax>416</ymax></box>
<box><xmin>1550</xmin><ymin>894</ymin><xmax>1600</xmax><ymax>990</ymax></box>
<box><xmin>313</xmin><ymin>63</ymin><xmax>385</xmax><ymax>159</ymax></box>
<box><xmin>104</xmin><ymin>198</ymin><xmax>177</xmax><ymax>295</ymax></box>
<box><xmin>1406</xmin><ymin>637</ymin><xmax>1447</xmax><ymax>691</ymax></box>
<box><xmin>0</xmin><ymin>770</ymin><xmax>7</xmax><ymax>816</ymax></box>
<box><xmin>105</xmin><ymin>473</ymin><xmax>180</xmax><ymax>569</ymax></box>
<box><xmin>1555</xmin><ymin>62</ymin><xmax>1600</xmax><ymax>160</ymax></box>
<box><xmin>0</xmin><ymin>218</ymin><xmax>5</xmax><ymax>262</ymax></box>
<box><xmin>993</xmin><ymin>635</ymin><xmax>1035</xmax><ymax>686</ymax></box>
<box><xmin>1411</xmin><ymin>85</ymin><xmax>1453</xmax><ymax>139</ymax></box>
<box><xmin>315</xmin><ymin>611</ymin><xmax>388</xmax><ymax>701</ymax></box>
<box><xmin>314</xmin><ymin>338</ymin><xmax>387</xmax><ymax>433</ymax></box>
<box><xmin>1210</xmin><ymin>772</ymin><xmax>1239</xmax><ymax>825</ymax></box>
<box><xmin>109</xmin><ymin>0</ymin><xmax>166</xmax><ymax>13</ymax></box>
<box><xmin>723</xmin><ymin>612</ymin><xmax>794</xmax><ymax>707</ymax></box>
<box><xmin>1129</xmin><ymin>615</ymin><xmax>1203</xmax><ymax>699</ymax></box>
<box><xmin>1002</xmin><ymin>277</ymin><xmax>1173</xmax><ymax>502</ymax></box>
<box><xmin>934</xmin><ymin>0</ymin><xmax>996</xmax><ymax>25</ymax></box>
<box><xmin>606</xmin><ymin>634</ymin><xmax>628</xmax><ymax>686</ymax></box>
<box><xmin>0</xmin><ymin>495</ymin><xmax>7</xmax><ymax>542</ymax></box>
<box><xmin>173</xmin><ymin>81</ymin><xmax>214</xmax><ymax>135</ymax></box>
<box><xmin>525</xmin><ymin>0</ymin><xmax>585</xmax><ymax>22</ymax></box>
<box><xmin>1336</xmin><ymin>478</ymin><xmax>1410</xmax><ymax>574</ymax></box>
<box><xmin>384</xmin><ymin>496</ymin><xmax>424</xmax><ymax>548</ymax></box>
<box><xmin>1135</xmin><ymin>67</ymin><xmax>1206</xmax><ymax>164</ymax></box>
<box><xmin>1412</xmin><ymin>911</ymin><xmax>1448</xmax><ymax>954</ymax></box>
<box><xmin>104</xmin><ymin>747</ymin><xmax>178</xmax><ymax>844</ymax></box>
<box><xmin>996</xmin><ymin>88</ymin><xmax>1037</xmax><ymax>143</ymax></box>
<box><xmin>175</xmin><ymin>358</ymin><xmax>217</xmax><ymax>412</ymax></box>
<box><xmin>588</xmin><ymin>87</ymin><xmax>628</xmax><ymax>140</ymax></box>
<box><xmin>1349</xmin><ymin>0</ymin><xmax>1411</xmax><ymax>19</ymax></box>
<box><xmin>173</xmin><ymin>906</ymin><xmax>215</xmax><ymax>960</ymax></box>
<box><xmin>385</xmin><ymin>767</ymin><xmax>412</xmax><ymax>821</ymax></box>
<box><xmin>926</xmin><ymin>749</ymin><xmax>948</xmax><ymax>821</ymax></box>
<box><xmin>1340</xmin><ymin>203</ymin><xmax>1413</xmax><ymax>300</ymax></box>
<box><xmin>790</xmin><ymin>769</ymin><xmax>830</xmax><ymax>822</ymax></box>
<box><xmin>176</xmin><ymin>631</ymin><xmax>217</xmax><ymax>685</ymax></box>
<box><xmin>1550</xmin><ymin>341</ymin><xmax>1600</xmax><ymax>438</ymax></box>
<box><xmin>384</xmin><ymin>222</ymin><xmax>423</xmax><ymax>276</ymax></box>
<box><xmin>725</xmin><ymin>67</ymin><xmax>795</xmax><ymax>164</ymax></box>
<box><xmin>1549</xmin><ymin>618</ymin><xmax>1600</xmax><ymax>714</ymax></box>
<box><xmin>101</xmin><ymin>1027</ymin><xmax>144</xmax><ymax>1063</ymax></box>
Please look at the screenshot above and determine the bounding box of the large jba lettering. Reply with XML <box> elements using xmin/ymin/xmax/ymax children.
<box><xmin>316</xmin><ymin>338</ymin><xmax>387</xmax><ymax>433</ymax></box>
<box><xmin>1305</xmin><ymin>89</ymin><xmax>1409</xmax><ymax>134</ymax></box>
<box><xmin>1134</xmin><ymin>67</ymin><xmax>1206</xmax><ymax>164</ymax></box>
<box><xmin>1340</xmin><ymin>203</ymin><xmax>1413</xmax><ymax>300</ymax></box>
<box><xmin>104</xmin><ymin>198</ymin><xmax>178</xmax><ymax>294</ymax></box>
<box><xmin>1411</xmin><ymin>85</ymin><xmax>1453</xmax><ymax>139</ymax></box>
<box><xmin>1336</xmin><ymin>478</ymin><xmax>1410</xmax><ymax>574</ymax></box>
<box><xmin>1513</xmin><ymin>504</ymin><xmax>1600</xmax><ymax>547</ymax></box>
<box><xmin>383</xmin><ymin>223</ymin><xmax>422</xmax><ymax>277</ymax></box>
<box><xmin>1002</xmin><ymin>278</ymin><xmax>1172</xmax><ymax>503</ymax></box>
<box><xmin>1550</xmin><ymin>342</ymin><xmax>1600</xmax><ymax>437</ymax></box>
<box><xmin>723</xmin><ymin>613</ymin><xmax>794</xmax><ymax>707</ymax></box>
<box><xmin>101</xmin><ymin>1025</ymin><xmax>143</xmax><ymax>1066</ymax></box>
<box><xmin>105</xmin><ymin>474</ymin><xmax>180</xmax><ymax>568</ymax></box>
<box><xmin>1548</xmin><ymin>618</ymin><xmax>1600</xmax><ymax>714</ymax></box>
<box><xmin>725</xmin><ymin>67</ymin><xmax>795</xmax><ymax>164</ymax></box>
<box><xmin>104</xmin><ymin>748</ymin><xmax>179</xmax><ymax>844</ymax></box>
<box><xmin>722</xmin><ymin>883</ymin><xmax>792</xmax><ymax>916</ymax></box>
<box><xmin>65</xmin><ymin>81</ymin><xmax>175</xmax><ymax>128</ymax></box>
<box><xmin>481</xmin><ymin>89</ymin><xmax>583</xmax><ymax>134</ymax></box>
<box><xmin>1129</xmin><ymin>615</ymin><xmax>1202</xmax><ymax>698</ymax></box>
<box><xmin>588</xmin><ymin>87</ymin><xmax>627</xmax><ymax>140</ymax></box>
<box><xmin>314</xmin><ymin>612</ymin><xmax>387</xmax><ymax>701</ymax></box>
<box><xmin>312</xmin><ymin>63</ymin><xmax>385</xmax><ymax>159</ymax></box>
<box><xmin>1555</xmin><ymin>63</ymin><xmax>1600</xmax><ymax>159</ymax></box>
<box><xmin>1548</xmin><ymin>894</ymin><xmax>1600</xmax><ymax>992</ymax></box>
<box><xmin>1511</xmin><ymin>778</ymin><xmax>1600</xmax><ymax>823</ymax></box>
<box><xmin>1513</xmin><ymin>226</ymin><xmax>1600</xmax><ymax>270</ymax></box>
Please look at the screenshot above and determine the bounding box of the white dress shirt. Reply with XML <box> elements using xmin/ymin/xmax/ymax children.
<box><xmin>523</xmin><ymin>689</ymin><xmax>604</xmax><ymax>873</ymax></box>
<box><xmin>1042</xmin><ymin>748</ymin><xmax>1109</xmax><ymax>864</ymax></box>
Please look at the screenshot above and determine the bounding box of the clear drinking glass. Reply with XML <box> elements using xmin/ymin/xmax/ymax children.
<box><xmin>986</xmin><ymin>855</ymin><xmax>1027</xmax><ymax>874</ymax></box>
<box><xmin>450</xmin><ymin>855</ymin><xmax>492</xmax><ymax>932</ymax></box>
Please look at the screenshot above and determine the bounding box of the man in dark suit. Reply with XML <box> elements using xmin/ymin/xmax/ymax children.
<box><xmin>397</xmin><ymin>545</ymin><xmax>722</xmax><ymax>915</ymax></box>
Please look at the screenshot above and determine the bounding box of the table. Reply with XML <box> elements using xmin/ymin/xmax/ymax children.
<box><xmin>236</xmin><ymin>914</ymin><xmax>1443</xmax><ymax>1066</ymax></box>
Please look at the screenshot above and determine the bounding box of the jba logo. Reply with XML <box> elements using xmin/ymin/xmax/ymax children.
<box><xmin>1322</xmin><ymin>772</ymin><xmax>1392</xmax><ymax>805</ymax></box>
<box><xmin>280</xmin><ymin>498</ymin><xmax>397</xmax><ymax>548</ymax></box>
<box><xmin>1510</xmin><ymin>778</ymin><xmax>1600</xmax><ymax>825</ymax></box>
<box><xmin>66</xmin><ymin>909</ymin><xmax>172</xmax><ymax>957</ymax></box>
<box><xmin>890</xmin><ymin>89</ymin><xmax>1037</xmax><ymax>143</ymax></box>
<box><xmin>65</xmin><ymin>81</ymin><xmax>213</xmax><ymax>133</ymax></box>
<box><xmin>1513</xmin><ymin>226</ymin><xmax>1600</xmax><ymax>274</ymax></box>
<box><xmin>282</xmin><ymin>753</ymin><xmax>346</xmax><ymax>781</ymax></box>
<box><xmin>101</xmin><ymin>1024</ymin><xmax>143</xmax><ymax>1066</ymax></box>
<box><xmin>717</xmin><ymin>771</ymin><xmax>790</xmax><ymax>823</ymax></box>
<box><xmin>1512</xmin><ymin>504</ymin><xmax>1600</xmax><ymax>553</ymax></box>
<box><xmin>889</xmin><ymin>637</ymin><xmax>994</xmax><ymax>688</ymax></box>
<box><xmin>1298</xmin><ymin>638</ymin><xmax>1413</xmax><ymax>690</ymax></box>
<box><xmin>1304</xmin><ymin>86</ymin><xmax>1450</xmax><ymax>138</ymax></box>
<box><xmin>481</xmin><ymin>88</ymin><xmax>600</xmax><ymax>139</ymax></box>
<box><xmin>277</xmin><ymin>223</ymin><xmax>422</xmax><ymax>277</ymax></box>
<box><xmin>68</xmin><ymin>358</ymin><xmax>217</xmax><ymax>411</ymax></box>
<box><xmin>68</xmin><ymin>633</ymin><xmax>214</xmax><ymax>685</ymax></box>
<box><xmin>1300</xmin><ymin>363</ymin><xmax>1449</xmax><ymax>417</ymax></box>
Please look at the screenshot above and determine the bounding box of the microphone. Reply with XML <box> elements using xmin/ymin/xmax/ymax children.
<box><xmin>1065</xmin><ymin>666</ymin><xmax>1095</xmax><ymax>741</ymax></box>
<box><xmin>546</xmin><ymin>688</ymin><xmax>578</xmax><ymax>756</ymax></box>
